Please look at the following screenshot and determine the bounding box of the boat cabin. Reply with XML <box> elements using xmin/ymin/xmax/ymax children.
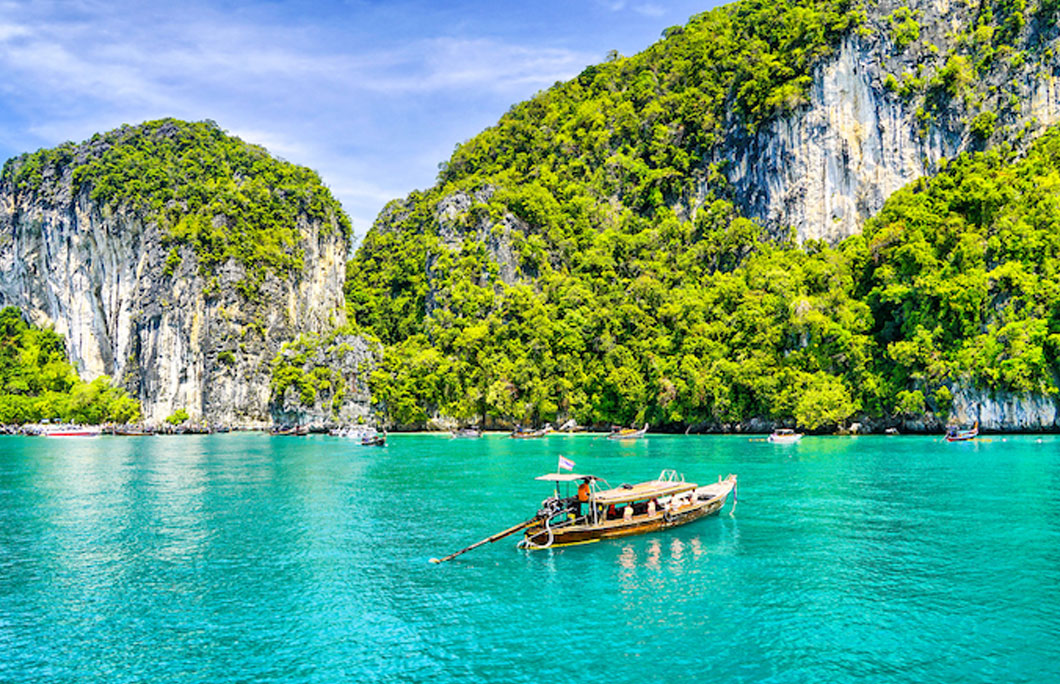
<box><xmin>533</xmin><ymin>469</ymin><xmax>700</xmax><ymax>527</ymax></box>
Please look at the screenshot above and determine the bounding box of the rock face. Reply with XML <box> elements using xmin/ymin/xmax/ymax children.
<box><xmin>947</xmin><ymin>388</ymin><xmax>1059</xmax><ymax>432</ymax></box>
<box><xmin>0</xmin><ymin>126</ymin><xmax>370</xmax><ymax>426</ymax></box>
<box><xmin>718</xmin><ymin>0</ymin><xmax>1060</xmax><ymax>243</ymax></box>
<box><xmin>270</xmin><ymin>334</ymin><xmax>380</xmax><ymax>429</ymax></box>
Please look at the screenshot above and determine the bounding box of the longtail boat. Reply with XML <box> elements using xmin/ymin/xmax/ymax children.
<box><xmin>607</xmin><ymin>423</ymin><xmax>648</xmax><ymax>440</ymax></box>
<box><xmin>510</xmin><ymin>427</ymin><xmax>548</xmax><ymax>439</ymax></box>
<box><xmin>945</xmin><ymin>420</ymin><xmax>978</xmax><ymax>442</ymax></box>
<box><xmin>451</xmin><ymin>427</ymin><xmax>482</xmax><ymax>439</ymax></box>
<box><xmin>518</xmin><ymin>469</ymin><xmax>736</xmax><ymax>550</ymax></box>
<box><xmin>361</xmin><ymin>430</ymin><xmax>386</xmax><ymax>447</ymax></box>
<box><xmin>430</xmin><ymin>469</ymin><xmax>737</xmax><ymax>563</ymax></box>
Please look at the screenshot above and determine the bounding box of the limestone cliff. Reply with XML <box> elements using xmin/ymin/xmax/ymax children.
<box><xmin>0</xmin><ymin>120</ymin><xmax>374</xmax><ymax>426</ymax></box>
<box><xmin>720</xmin><ymin>0</ymin><xmax>1060</xmax><ymax>242</ymax></box>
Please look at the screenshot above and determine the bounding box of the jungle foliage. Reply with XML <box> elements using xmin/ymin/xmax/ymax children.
<box><xmin>0</xmin><ymin>308</ymin><xmax>141</xmax><ymax>424</ymax></box>
<box><xmin>343</xmin><ymin>0</ymin><xmax>1060</xmax><ymax>430</ymax></box>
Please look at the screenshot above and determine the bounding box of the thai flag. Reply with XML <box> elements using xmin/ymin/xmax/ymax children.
<box><xmin>558</xmin><ymin>455</ymin><xmax>575</xmax><ymax>471</ymax></box>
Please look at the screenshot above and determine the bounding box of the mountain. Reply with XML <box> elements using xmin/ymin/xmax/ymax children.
<box><xmin>0</xmin><ymin>119</ymin><xmax>375</xmax><ymax>426</ymax></box>
<box><xmin>343</xmin><ymin>0</ymin><xmax>1060</xmax><ymax>431</ymax></box>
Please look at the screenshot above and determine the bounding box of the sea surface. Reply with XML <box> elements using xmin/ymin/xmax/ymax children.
<box><xmin>1</xmin><ymin>432</ymin><xmax>1058</xmax><ymax>683</ymax></box>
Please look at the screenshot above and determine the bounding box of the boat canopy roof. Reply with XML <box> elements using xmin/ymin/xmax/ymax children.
<box><xmin>593</xmin><ymin>478</ymin><xmax>697</xmax><ymax>505</ymax></box>
<box><xmin>535</xmin><ymin>473</ymin><xmax>597</xmax><ymax>482</ymax></box>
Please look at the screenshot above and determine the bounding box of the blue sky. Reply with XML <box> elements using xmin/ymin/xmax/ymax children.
<box><xmin>0</xmin><ymin>0</ymin><xmax>724</xmax><ymax>238</ymax></box>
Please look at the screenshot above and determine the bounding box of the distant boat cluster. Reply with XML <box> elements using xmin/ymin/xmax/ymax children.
<box><xmin>1</xmin><ymin>421</ymin><xmax>986</xmax><ymax>442</ymax></box>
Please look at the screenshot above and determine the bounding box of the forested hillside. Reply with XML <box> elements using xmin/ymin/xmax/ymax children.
<box><xmin>340</xmin><ymin>0</ymin><xmax>1060</xmax><ymax>430</ymax></box>
<box><xmin>0</xmin><ymin>308</ymin><xmax>140</xmax><ymax>424</ymax></box>
<box><xmin>1</xmin><ymin>119</ymin><xmax>358</xmax><ymax>425</ymax></box>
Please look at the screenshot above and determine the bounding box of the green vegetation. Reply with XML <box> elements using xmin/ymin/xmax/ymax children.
<box><xmin>887</xmin><ymin>6</ymin><xmax>921</xmax><ymax>49</ymax></box>
<box><xmin>0</xmin><ymin>307</ymin><xmax>141</xmax><ymax>424</ymax></box>
<box><xmin>857</xmin><ymin>129</ymin><xmax>1060</xmax><ymax>402</ymax></box>
<box><xmin>270</xmin><ymin>333</ymin><xmax>363</xmax><ymax>417</ymax></box>
<box><xmin>165</xmin><ymin>408</ymin><xmax>190</xmax><ymax>425</ymax></box>
<box><xmin>1</xmin><ymin>119</ymin><xmax>350</xmax><ymax>297</ymax></box>
<box><xmin>350</xmin><ymin>127</ymin><xmax>1060</xmax><ymax>430</ymax></box>
<box><xmin>345</xmin><ymin>0</ymin><xmax>868</xmax><ymax>427</ymax></box>
<box><xmin>341</xmin><ymin>0</ymin><xmax>1060</xmax><ymax>429</ymax></box>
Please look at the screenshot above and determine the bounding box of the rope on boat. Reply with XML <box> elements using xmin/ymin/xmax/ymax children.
<box><xmin>518</xmin><ymin>520</ymin><xmax>554</xmax><ymax>550</ymax></box>
<box><xmin>517</xmin><ymin>495</ymin><xmax>566</xmax><ymax>550</ymax></box>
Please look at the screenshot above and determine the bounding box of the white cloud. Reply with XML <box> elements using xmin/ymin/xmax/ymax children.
<box><xmin>0</xmin><ymin>1</ymin><xmax>635</xmax><ymax>236</ymax></box>
<box><xmin>634</xmin><ymin>4</ymin><xmax>665</xmax><ymax>17</ymax></box>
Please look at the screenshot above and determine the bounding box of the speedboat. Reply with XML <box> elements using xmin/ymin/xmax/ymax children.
<box><xmin>768</xmin><ymin>428</ymin><xmax>803</xmax><ymax>444</ymax></box>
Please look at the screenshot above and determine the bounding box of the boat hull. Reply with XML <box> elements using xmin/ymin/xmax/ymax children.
<box><xmin>522</xmin><ymin>493</ymin><xmax>730</xmax><ymax>548</ymax></box>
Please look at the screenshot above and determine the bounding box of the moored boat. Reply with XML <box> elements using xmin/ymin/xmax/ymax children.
<box><xmin>510</xmin><ymin>427</ymin><xmax>548</xmax><ymax>439</ymax></box>
<box><xmin>451</xmin><ymin>427</ymin><xmax>482</xmax><ymax>439</ymax></box>
<box><xmin>42</xmin><ymin>425</ymin><xmax>101</xmax><ymax>438</ymax></box>
<box><xmin>768</xmin><ymin>428</ymin><xmax>802</xmax><ymax>444</ymax></box>
<box><xmin>945</xmin><ymin>420</ymin><xmax>978</xmax><ymax>442</ymax></box>
<box><xmin>272</xmin><ymin>424</ymin><xmax>308</xmax><ymax>436</ymax></box>
<box><xmin>361</xmin><ymin>430</ymin><xmax>386</xmax><ymax>447</ymax></box>
<box><xmin>518</xmin><ymin>469</ymin><xmax>736</xmax><ymax>549</ymax></box>
<box><xmin>113</xmin><ymin>427</ymin><xmax>154</xmax><ymax>436</ymax></box>
<box><xmin>607</xmin><ymin>423</ymin><xmax>648</xmax><ymax>440</ymax></box>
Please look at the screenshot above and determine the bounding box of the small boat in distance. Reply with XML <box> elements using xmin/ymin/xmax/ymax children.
<box><xmin>607</xmin><ymin>423</ymin><xmax>648</xmax><ymax>440</ymax></box>
<box><xmin>768</xmin><ymin>428</ymin><xmax>803</xmax><ymax>444</ymax></box>
<box><xmin>273</xmin><ymin>424</ymin><xmax>308</xmax><ymax>436</ymax></box>
<box><xmin>361</xmin><ymin>430</ymin><xmax>386</xmax><ymax>447</ymax></box>
<box><xmin>510</xmin><ymin>426</ymin><xmax>549</xmax><ymax>439</ymax></box>
<box><xmin>451</xmin><ymin>427</ymin><xmax>482</xmax><ymax>439</ymax></box>
<box><xmin>42</xmin><ymin>424</ymin><xmax>101</xmax><ymax>441</ymax></box>
<box><xmin>945</xmin><ymin>420</ymin><xmax>978</xmax><ymax>442</ymax></box>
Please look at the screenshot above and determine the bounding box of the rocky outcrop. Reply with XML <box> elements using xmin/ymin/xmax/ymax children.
<box><xmin>0</xmin><ymin>126</ymin><xmax>370</xmax><ymax>426</ymax></box>
<box><xmin>270</xmin><ymin>334</ymin><xmax>380</xmax><ymax>429</ymax></box>
<box><xmin>718</xmin><ymin>0</ymin><xmax>1060</xmax><ymax>243</ymax></box>
<box><xmin>946</xmin><ymin>388</ymin><xmax>1060</xmax><ymax>431</ymax></box>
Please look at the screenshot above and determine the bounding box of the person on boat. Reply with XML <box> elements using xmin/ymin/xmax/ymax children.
<box><xmin>575</xmin><ymin>478</ymin><xmax>591</xmax><ymax>517</ymax></box>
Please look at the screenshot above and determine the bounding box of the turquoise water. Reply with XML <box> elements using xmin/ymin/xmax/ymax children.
<box><xmin>1</xmin><ymin>433</ymin><xmax>1058</xmax><ymax>683</ymax></box>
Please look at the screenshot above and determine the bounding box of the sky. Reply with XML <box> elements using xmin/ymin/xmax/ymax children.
<box><xmin>0</xmin><ymin>0</ymin><xmax>725</xmax><ymax>240</ymax></box>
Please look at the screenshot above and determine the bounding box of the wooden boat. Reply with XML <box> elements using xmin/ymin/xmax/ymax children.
<box><xmin>767</xmin><ymin>428</ymin><xmax>803</xmax><ymax>444</ymax></box>
<box><xmin>361</xmin><ymin>431</ymin><xmax>386</xmax><ymax>447</ymax></box>
<box><xmin>607</xmin><ymin>423</ymin><xmax>648</xmax><ymax>440</ymax></box>
<box><xmin>451</xmin><ymin>427</ymin><xmax>482</xmax><ymax>439</ymax></box>
<box><xmin>517</xmin><ymin>469</ymin><xmax>737</xmax><ymax>550</ymax></box>
<box><xmin>114</xmin><ymin>427</ymin><xmax>153</xmax><ymax>436</ymax></box>
<box><xmin>510</xmin><ymin>427</ymin><xmax>548</xmax><ymax>439</ymax></box>
<box><xmin>273</xmin><ymin>425</ymin><xmax>308</xmax><ymax>436</ymax></box>
<box><xmin>945</xmin><ymin>421</ymin><xmax>978</xmax><ymax>442</ymax></box>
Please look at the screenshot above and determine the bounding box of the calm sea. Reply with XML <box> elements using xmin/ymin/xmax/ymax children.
<box><xmin>1</xmin><ymin>433</ymin><xmax>1057</xmax><ymax>683</ymax></box>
